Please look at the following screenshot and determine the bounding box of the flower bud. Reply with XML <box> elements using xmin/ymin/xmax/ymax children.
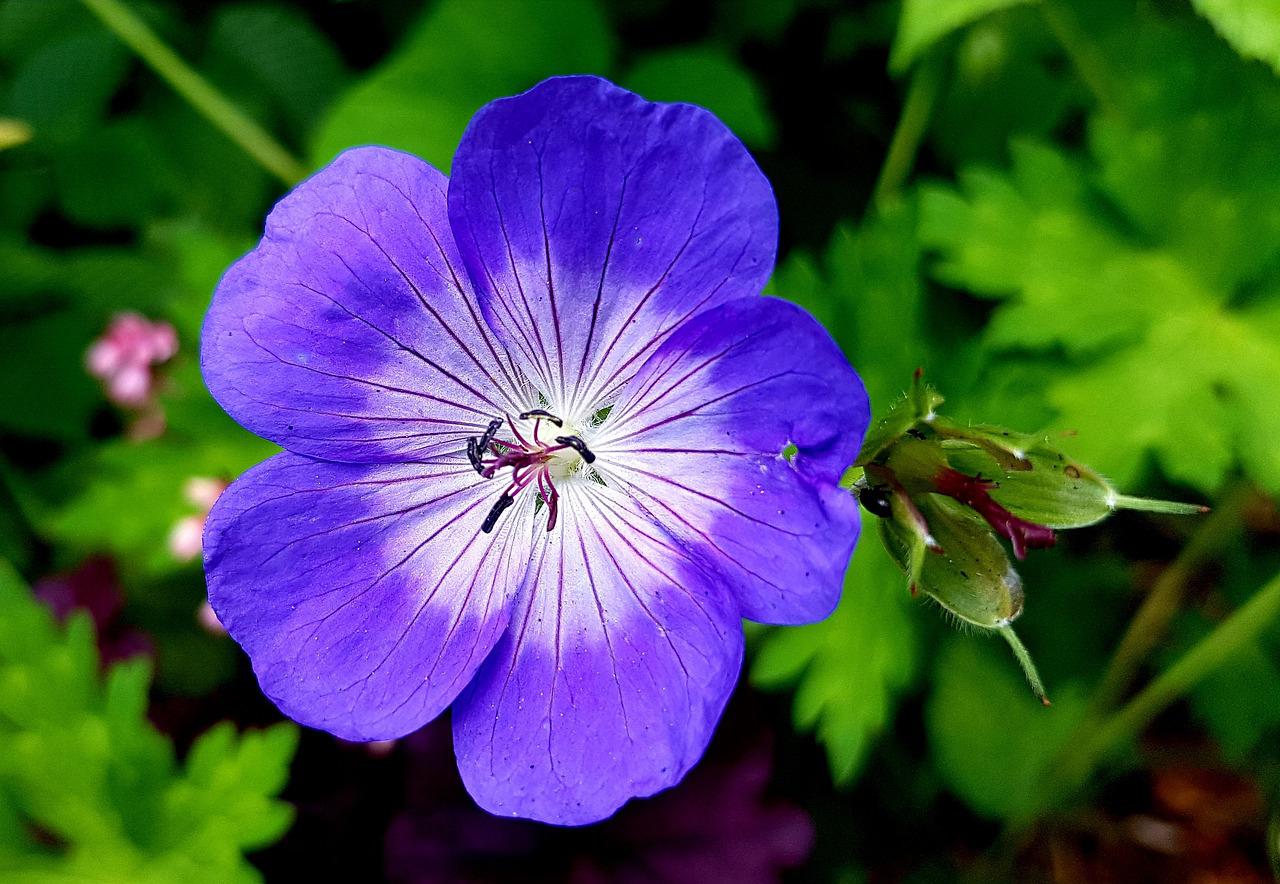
<box><xmin>878</xmin><ymin>492</ymin><xmax>1024</xmax><ymax>629</ymax></box>
<box><xmin>854</xmin><ymin>371</ymin><xmax>1204</xmax><ymax>703</ymax></box>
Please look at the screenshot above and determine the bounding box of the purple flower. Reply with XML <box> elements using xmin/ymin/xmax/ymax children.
<box><xmin>201</xmin><ymin>76</ymin><xmax>868</xmax><ymax>825</ymax></box>
<box><xmin>34</xmin><ymin>557</ymin><xmax>153</xmax><ymax>667</ymax></box>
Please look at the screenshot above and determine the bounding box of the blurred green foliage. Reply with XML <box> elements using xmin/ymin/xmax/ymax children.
<box><xmin>0</xmin><ymin>0</ymin><xmax>1278</xmax><ymax>877</ymax></box>
<box><xmin>0</xmin><ymin>561</ymin><xmax>296</xmax><ymax>882</ymax></box>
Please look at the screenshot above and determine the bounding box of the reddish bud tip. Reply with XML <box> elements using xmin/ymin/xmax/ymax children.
<box><xmin>933</xmin><ymin>468</ymin><xmax>1057</xmax><ymax>560</ymax></box>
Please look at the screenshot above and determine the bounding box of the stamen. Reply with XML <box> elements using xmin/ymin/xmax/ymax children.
<box><xmin>538</xmin><ymin>472</ymin><xmax>560</xmax><ymax>532</ymax></box>
<box><xmin>518</xmin><ymin>408</ymin><xmax>563</xmax><ymax>427</ymax></box>
<box><xmin>467</xmin><ymin>409</ymin><xmax>593</xmax><ymax>534</ymax></box>
<box><xmin>466</xmin><ymin>437</ymin><xmax>485</xmax><ymax>475</ymax></box>
<box><xmin>554</xmin><ymin>435</ymin><xmax>596</xmax><ymax>464</ymax></box>
<box><xmin>481</xmin><ymin>492</ymin><xmax>515</xmax><ymax>533</ymax></box>
<box><xmin>477</xmin><ymin>418</ymin><xmax>502</xmax><ymax>451</ymax></box>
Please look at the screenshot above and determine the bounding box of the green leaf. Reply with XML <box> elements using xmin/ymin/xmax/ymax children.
<box><xmin>52</xmin><ymin>118</ymin><xmax>168</xmax><ymax>228</ymax></box>
<box><xmin>623</xmin><ymin>46</ymin><xmax>775</xmax><ymax>147</ymax></box>
<box><xmin>31</xmin><ymin>429</ymin><xmax>275</xmax><ymax>578</ymax></box>
<box><xmin>1188</xmin><ymin>637</ymin><xmax>1280</xmax><ymax>762</ymax></box>
<box><xmin>310</xmin><ymin>0</ymin><xmax>615</xmax><ymax>171</ymax></box>
<box><xmin>919</xmin><ymin>136</ymin><xmax>1280</xmax><ymax>492</ymax></box>
<box><xmin>752</xmin><ymin>538</ymin><xmax>920</xmax><ymax>783</ymax></box>
<box><xmin>769</xmin><ymin>199</ymin><xmax>928</xmax><ymax>409</ymax></box>
<box><xmin>0</xmin><ymin>560</ymin><xmax>297</xmax><ymax>880</ymax></box>
<box><xmin>0</xmin><ymin>234</ymin><xmax>214</xmax><ymax>443</ymax></box>
<box><xmin>204</xmin><ymin>3</ymin><xmax>349</xmax><ymax>138</ymax></box>
<box><xmin>890</xmin><ymin>0</ymin><xmax>1037</xmax><ymax>74</ymax></box>
<box><xmin>925</xmin><ymin>634</ymin><xmax>1085</xmax><ymax>818</ymax></box>
<box><xmin>930</xmin><ymin>9</ymin><xmax>1080</xmax><ymax>166</ymax></box>
<box><xmin>1192</xmin><ymin>0</ymin><xmax>1280</xmax><ymax>75</ymax></box>
<box><xmin>6</xmin><ymin>30</ymin><xmax>129</xmax><ymax>143</ymax></box>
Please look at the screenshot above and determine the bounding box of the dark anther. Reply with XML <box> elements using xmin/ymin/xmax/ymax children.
<box><xmin>859</xmin><ymin>484</ymin><xmax>893</xmax><ymax>519</ymax></box>
<box><xmin>478</xmin><ymin>418</ymin><xmax>502</xmax><ymax>451</ymax></box>
<box><xmin>481</xmin><ymin>493</ymin><xmax>515</xmax><ymax>533</ymax></box>
<box><xmin>466</xmin><ymin>437</ymin><xmax>486</xmax><ymax>474</ymax></box>
<box><xmin>519</xmin><ymin>408</ymin><xmax>563</xmax><ymax>427</ymax></box>
<box><xmin>554</xmin><ymin>435</ymin><xmax>596</xmax><ymax>464</ymax></box>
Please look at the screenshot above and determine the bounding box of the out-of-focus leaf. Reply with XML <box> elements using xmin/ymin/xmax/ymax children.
<box><xmin>920</xmin><ymin>137</ymin><xmax>1280</xmax><ymax>492</ymax></box>
<box><xmin>752</xmin><ymin>538</ymin><xmax>919</xmax><ymax>783</ymax></box>
<box><xmin>52</xmin><ymin>118</ymin><xmax>168</xmax><ymax>228</ymax></box>
<box><xmin>0</xmin><ymin>559</ymin><xmax>297</xmax><ymax>881</ymax></box>
<box><xmin>205</xmin><ymin>3</ymin><xmax>349</xmax><ymax>138</ymax></box>
<box><xmin>32</xmin><ymin>428</ymin><xmax>275</xmax><ymax>577</ymax></box>
<box><xmin>0</xmin><ymin>0</ymin><xmax>93</xmax><ymax>64</ymax></box>
<box><xmin>752</xmin><ymin>203</ymin><xmax>928</xmax><ymax>783</ymax></box>
<box><xmin>0</xmin><ymin>118</ymin><xmax>32</xmax><ymax>150</ymax></box>
<box><xmin>890</xmin><ymin>0</ymin><xmax>1036</xmax><ymax>73</ymax></box>
<box><xmin>712</xmin><ymin>0</ymin><xmax>808</xmax><ymax>44</ymax></box>
<box><xmin>1192</xmin><ymin>0</ymin><xmax>1280</xmax><ymax>75</ymax></box>
<box><xmin>1089</xmin><ymin>19</ymin><xmax>1280</xmax><ymax>289</ymax></box>
<box><xmin>931</xmin><ymin>10</ymin><xmax>1079</xmax><ymax>166</ymax></box>
<box><xmin>925</xmin><ymin>635</ymin><xmax>1085</xmax><ymax>818</ymax></box>
<box><xmin>623</xmin><ymin>46</ymin><xmax>775</xmax><ymax>148</ymax></box>
<box><xmin>0</xmin><ymin>240</ymin><xmax>176</xmax><ymax>441</ymax></box>
<box><xmin>148</xmin><ymin>103</ymin><xmax>273</xmax><ymax>235</ymax></box>
<box><xmin>6</xmin><ymin>30</ymin><xmax>129</xmax><ymax>143</ymax></box>
<box><xmin>1188</xmin><ymin>637</ymin><xmax>1280</xmax><ymax>762</ymax></box>
<box><xmin>310</xmin><ymin>0</ymin><xmax>614</xmax><ymax>171</ymax></box>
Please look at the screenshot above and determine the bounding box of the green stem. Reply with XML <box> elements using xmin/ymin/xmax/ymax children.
<box><xmin>1063</xmin><ymin>568</ymin><xmax>1280</xmax><ymax>790</ymax></box>
<box><xmin>80</xmin><ymin>0</ymin><xmax>306</xmax><ymax>185</ymax></box>
<box><xmin>1039</xmin><ymin>0</ymin><xmax>1125</xmax><ymax>118</ymax></box>
<box><xmin>999</xmin><ymin>626</ymin><xmax>1050</xmax><ymax>706</ymax></box>
<box><xmin>871</xmin><ymin>49</ymin><xmax>946</xmax><ymax>208</ymax></box>
<box><xmin>1008</xmin><ymin>564</ymin><xmax>1280</xmax><ymax>835</ymax></box>
<box><xmin>1089</xmin><ymin>484</ymin><xmax>1251</xmax><ymax>715</ymax></box>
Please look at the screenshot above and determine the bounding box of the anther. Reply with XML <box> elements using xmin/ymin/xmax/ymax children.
<box><xmin>481</xmin><ymin>492</ymin><xmax>515</xmax><ymax>533</ymax></box>
<box><xmin>466</xmin><ymin>437</ymin><xmax>485</xmax><ymax>475</ymax></box>
<box><xmin>554</xmin><ymin>435</ymin><xmax>596</xmax><ymax>464</ymax></box>
<box><xmin>477</xmin><ymin>418</ymin><xmax>502</xmax><ymax>451</ymax></box>
<box><xmin>519</xmin><ymin>408</ymin><xmax>563</xmax><ymax>427</ymax></box>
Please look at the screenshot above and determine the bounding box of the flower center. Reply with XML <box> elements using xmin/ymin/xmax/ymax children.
<box><xmin>466</xmin><ymin>409</ymin><xmax>597</xmax><ymax>534</ymax></box>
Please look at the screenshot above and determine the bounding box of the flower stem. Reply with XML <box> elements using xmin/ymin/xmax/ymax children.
<box><xmin>999</xmin><ymin>626</ymin><xmax>1050</xmax><ymax>706</ymax></box>
<box><xmin>1039</xmin><ymin>0</ymin><xmax>1125</xmax><ymax>118</ymax></box>
<box><xmin>1089</xmin><ymin>484</ymin><xmax>1251</xmax><ymax>715</ymax></box>
<box><xmin>1004</xmin><ymin>558</ymin><xmax>1280</xmax><ymax>844</ymax></box>
<box><xmin>871</xmin><ymin>49</ymin><xmax>946</xmax><ymax>208</ymax></box>
<box><xmin>1052</xmin><ymin>567</ymin><xmax>1280</xmax><ymax>802</ymax></box>
<box><xmin>79</xmin><ymin>0</ymin><xmax>307</xmax><ymax>186</ymax></box>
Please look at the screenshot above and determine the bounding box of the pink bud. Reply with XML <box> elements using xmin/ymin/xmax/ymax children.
<box><xmin>85</xmin><ymin>313</ymin><xmax>179</xmax><ymax>409</ymax></box>
<box><xmin>196</xmin><ymin>600</ymin><xmax>227</xmax><ymax>636</ymax></box>
<box><xmin>168</xmin><ymin>515</ymin><xmax>205</xmax><ymax>562</ymax></box>
<box><xmin>184</xmin><ymin>477</ymin><xmax>228</xmax><ymax>511</ymax></box>
<box><xmin>169</xmin><ymin>477</ymin><xmax>227</xmax><ymax>562</ymax></box>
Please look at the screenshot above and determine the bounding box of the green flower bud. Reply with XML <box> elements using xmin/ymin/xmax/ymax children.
<box><xmin>943</xmin><ymin>443</ymin><xmax>1207</xmax><ymax>529</ymax></box>
<box><xmin>855</xmin><ymin>370</ymin><xmax>1205</xmax><ymax>703</ymax></box>
<box><xmin>879</xmin><ymin>492</ymin><xmax>1023</xmax><ymax>629</ymax></box>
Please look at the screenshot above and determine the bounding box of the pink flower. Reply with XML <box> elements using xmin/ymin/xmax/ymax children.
<box><xmin>86</xmin><ymin>312</ymin><xmax>178</xmax><ymax>409</ymax></box>
<box><xmin>169</xmin><ymin>477</ymin><xmax>229</xmax><ymax>563</ymax></box>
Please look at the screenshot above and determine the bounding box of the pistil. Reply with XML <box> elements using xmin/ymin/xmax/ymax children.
<box><xmin>467</xmin><ymin>410</ymin><xmax>594</xmax><ymax>533</ymax></box>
